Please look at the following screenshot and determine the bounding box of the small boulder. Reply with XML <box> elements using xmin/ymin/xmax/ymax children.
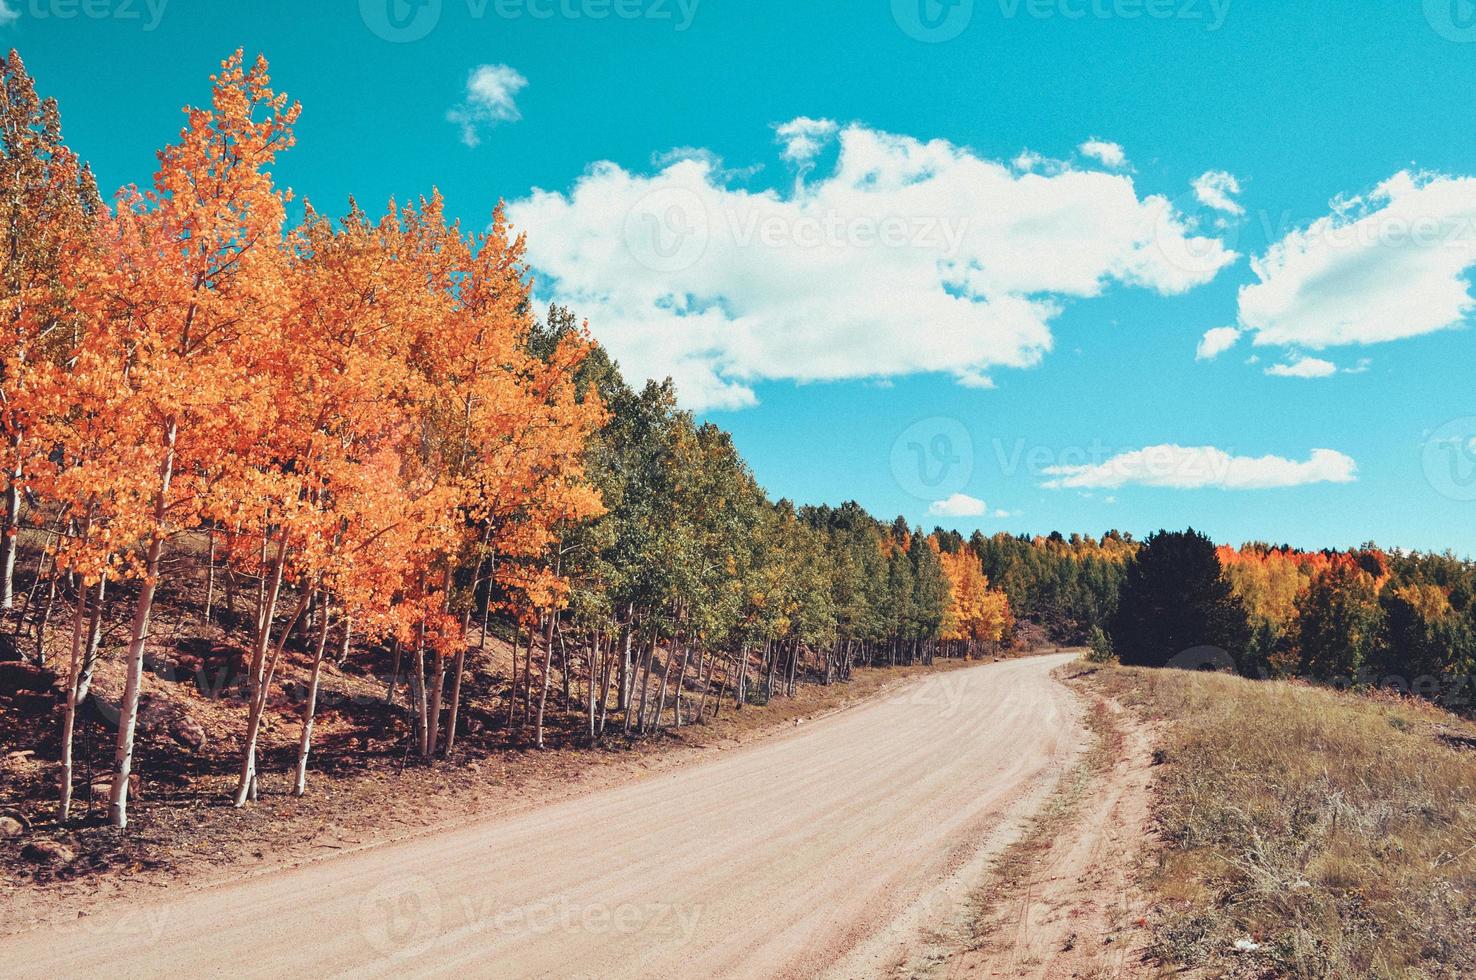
<box><xmin>21</xmin><ymin>839</ymin><xmax>74</xmax><ymax>865</ymax></box>
<box><xmin>170</xmin><ymin>715</ymin><xmax>207</xmax><ymax>753</ymax></box>
<box><xmin>0</xmin><ymin>815</ymin><xmax>25</xmax><ymax>838</ymax></box>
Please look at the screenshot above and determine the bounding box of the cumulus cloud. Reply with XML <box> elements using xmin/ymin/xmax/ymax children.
<box><xmin>1237</xmin><ymin>171</ymin><xmax>1476</xmax><ymax>349</ymax></box>
<box><xmin>774</xmin><ymin>117</ymin><xmax>838</xmax><ymax>164</ymax></box>
<box><xmin>929</xmin><ymin>493</ymin><xmax>988</xmax><ymax>518</ymax></box>
<box><xmin>446</xmin><ymin>64</ymin><xmax>528</xmax><ymax>147</ymax></box>
<box><xmin>507</xmin><ymin>123</ymin><xmax>1238</xmax><ymax>409</ymax></box>
<box><xmin>1079</xmin><ymin>139</ymin><xmax>1128</xmax><ymax>169</ymax></box>
<box><xmin>1265</xmin><ymin>355</ymin><xmax>1337</xmax><ymax>378</ymax></box>
<box><xmin>1193</xmin><ymin>170</ymin><xmax>1244</xmax><ymax>215</ymax></box>
<box><xmin>1042</xmin><ymin>445</ymin><xmax>1357</xmax><ymax>490</ymax></box>
<box><xmin>1196</xmin><ymin>326</ymin><xmax>1241</xmax><ymax>360</ymax></box>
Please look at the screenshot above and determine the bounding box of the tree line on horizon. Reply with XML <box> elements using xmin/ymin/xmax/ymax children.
<box><xmin>1106</xmin><ymin>530</ymin><xmax>1476</xmax><ymax>713</ymax></box>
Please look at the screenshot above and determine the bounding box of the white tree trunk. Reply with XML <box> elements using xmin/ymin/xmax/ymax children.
<box><xmin>292</xmin><ymin>604</ymin><xmax>332</xmax><ymax>797</ymax></box>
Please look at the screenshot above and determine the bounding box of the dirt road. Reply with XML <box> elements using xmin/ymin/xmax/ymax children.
<box><xmin>2</xmin><ymin>654</ymin><xmax>1086</xmax><ymax>979</ymax></box>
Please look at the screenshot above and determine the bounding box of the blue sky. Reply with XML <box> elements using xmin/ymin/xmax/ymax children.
<box><xmin>10</xmin><ymin>0</ymin><xmax>1476</xmax><ymax>554</ymax></box>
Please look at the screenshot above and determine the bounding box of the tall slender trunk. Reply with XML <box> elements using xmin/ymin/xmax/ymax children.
<box><xmin>425</xmin><ymin>570</ymin><xmax>454</xmax><ymax>758</ymax></box>
<box><xmin>505</xmin><ymin>619</ymin><xmax>522</xmax><ymax>729</ymax></box>
<box><xmin>597</xmin><ymin>629</ymin><xmax>617</xmax><ymax>737</ymax></box>
<box><xmin>75</xmin><ymin>573</ymin><xmax>106</xmax><ymax>704</ymax></box>
<box><xmin>59</xmin><ymin>578</ymin><xmax>89</xmax><ymax>821</ymax></box>
<box><xmin>617</xmin><ymin>607</ymin><xmax>633</xmax><ymax>712</ymax></box>
<box><xmin>695</xmin><ymin>646</ymin><xmax>713</xmax><ymax>723</ymax></box>
<box><xmin>787</xmin><ymin>638</ymin><xmax>799</xmax><ymax>696</ymax></box>
<box><xmin>232</xmin><ymin>588</ymin><xmax>311</xmax><ymax>807</ymax></box>
<box><xmin>712</xmin><ymin>655</ymin><xmax>728</xmax><ymax>719</ymax></box>
<box><xmin>633</xmin><ymin>636</ymin><xmax>656</xmax><ymax>735</ymax></box>
<box><xmin>425</xmin><ymin>646</ymin><xmax>445</xmax><ymax>759</ymax></box>
<box><xmin>587</xmin><ymin>632</ymin><xmax>598</xmax><ymax>741</ymax></box>
<box><xmin>735</xmin><ymin>643</ymin><xmax>748</xmax><ymax>710</ymax></box>
<box><xmin>384</xmin><ymin>637</ymin><xmax>401</xmax><ymax>706</ymax></box>
<box><xmin>202</xmin><ymin>526</ymin><xmax>216</xmax><ymax>625</ymax></box>
<box><xmin>535</xmin><ymin>611</ymin><xmax>555</xmax><ymax>749</ymax></box>
<box><xmin>521</xmin><ymin>620</ymin><xmax>535</xmax><ymax>725</ymax></box>
<box><xmin>652</xmin><ymin>636</ymin><xmax>678</xmax><ymax>733</ymax></box>
<box><xmin>231</xmin><ymin>534</ymin><xmax>288</xmax><ymax>806</ymax></box>
<box><xmin>671</xmin><ymin>641</ymin><xmax>692</xmax><ymax>728</ymax></box>
<box><xmin>410</xmin><ymin>624</ymin><xmax>428</xmax><ymax>757</ymax></box>
<box><xmin>558</xmin><ymin>624</ymin><xmax>571</xmax><ymax>710</ymax></box>
<box><xmin>442</xmin><ymin>612</ymin><xmax>471</xmax><ymax>758</ymax></box>
<box><xmin>292</xmin><ymin>602</ymin><xmax>333</xmax><ymax>796</ymax></box>
<box><xmin>109</xmin><ymin>420</ymin><xmax>176</xmax><ymax>829</ymax></box>
<box><xmin>33</xmin><ymin>562</ymin><xmax>57</xmax><ymax>667</ymax></box>
<box><xmin>1</xmin><ymin>439</ymin><xmax>21</xmax><ymax>612</ymax></box>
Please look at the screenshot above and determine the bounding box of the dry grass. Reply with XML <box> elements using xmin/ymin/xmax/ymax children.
<box><xmin>1081</xmin><ymin>665</ymin><xmax>1476</xmax><ymax>979</ymax></box>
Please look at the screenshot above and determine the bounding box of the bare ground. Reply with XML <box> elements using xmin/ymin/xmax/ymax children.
<box><xmin>911</xmin><ymin>665</ymin><xmax>1161</xmax><ymax>980</ymax></box>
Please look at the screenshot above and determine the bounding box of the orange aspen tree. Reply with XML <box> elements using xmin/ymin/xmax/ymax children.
<box><xmin>392</xmin><ymin>200</ymin><xmax>603</xmax><ymax>758</ymax></box>
<box><xmin>72</xmin><ymin>52</ymin><xmax>298</xmax><ymax>827</ymax></box>
<box><xmin>0</xmin><ymin>50</ymin><xmax>100</xmax><ymax>611</ymax></box>
<box><xmin>233</xmin><ymin>202</ymin><xmax>433</xmax><ymax>804</ymax></box>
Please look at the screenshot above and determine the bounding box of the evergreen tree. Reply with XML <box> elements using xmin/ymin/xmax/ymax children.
<box><xmin>1110</xmin><ymin>529</ymin><xmax>1250</xmax><ymax>668</ymax></box>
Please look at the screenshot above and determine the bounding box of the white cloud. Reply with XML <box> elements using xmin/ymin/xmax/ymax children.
<box><xmin>446</xmin><ymin>64</ymin><xmax>528</xmax><ymax>148</ymax></box>
<box><xmin>1196</xmin><ymin>326</ymin><xmax>1241</xmax><ymax>360</ymax></box>
<box><xmin>929</xmin><ymin>493</ymin><xmax>988</xmax><ymax>518</ymax></box>
<box><xmin>507</xmin><ymin>123</ymin><xmax>1237</xmax><ymax>410</ymax></box>
<box><xmin>774</xmin><ymin>117</ymin><xmax>838</xmax><ymax>164</ymax></box>
<box><xmin>1193</xmin><ymin>170</ymin><xmax>1244</xmax><ymax>215</ymax></box>
<box><xmin>0</xmin><ymin>1</ymin><xmax>17</xmax><ymax>26</ymax></box>
<box><xmin>1265</xmin><ymin>355</ymin><xmax>1337</xmax><ymax>378</ymax></box>
<box><xmin>1238</xmin><ymin>171</ymin><xmax>1476</xmax><ymax>349</ymax></box>
<box><xmin>993</xmin><ymin>508</ymin><xmax>1020</xmax><ymax>519</ymax></box>
<box><xmin>1079</xmin><ymin>139</ymin><xmax>1128</xmax><ymax>169</ymax></box>
<box><xmin>1042</xmin><ymin>445</ymin><xmax>1357</xmax><ymax>490</ymax></box>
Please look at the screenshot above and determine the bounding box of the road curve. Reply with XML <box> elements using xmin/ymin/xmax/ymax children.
<box><xmin>3</xmin><ymin>654</ymin><xmax>1085</xmax><ymax>979</ymax></box>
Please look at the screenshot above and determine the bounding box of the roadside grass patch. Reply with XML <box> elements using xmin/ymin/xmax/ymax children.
<box><xmin>1084</xmin><ymin>665</ymin><xmax>1476</xmax><ymax>978</ymax></box>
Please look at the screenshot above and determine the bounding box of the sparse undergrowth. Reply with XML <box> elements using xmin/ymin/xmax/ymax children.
<box><xmin>1081</xmin><ymin>664</ymin><xmax>1476</xmax><ymax>979</ymax></box>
